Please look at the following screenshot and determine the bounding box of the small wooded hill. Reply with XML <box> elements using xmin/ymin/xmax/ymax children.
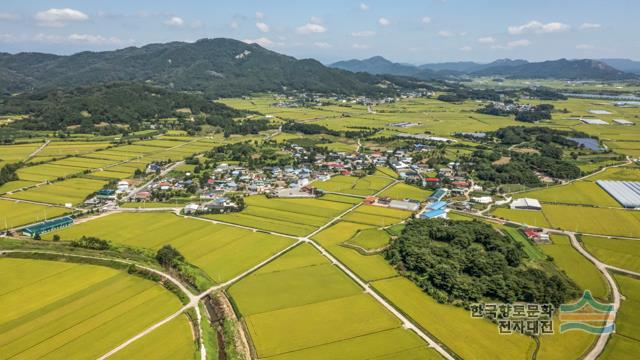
<box><xmin>0</xmin><ymin>38</ymin><xmax>399</xmax><ymax>97</ymax></box>
<box><xmin>0</xmin><ymin>83</ymin><xmax>247</xmax><ymax>132</ymax></box>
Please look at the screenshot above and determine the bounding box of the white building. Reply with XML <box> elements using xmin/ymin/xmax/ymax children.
<box><xmin>472</xmin><ymin>196</ymin><xmax>493</xmax><ymax>204</ymax></box>
<box><xmin>510</xmin><ymin>198</ymin><xmax>542</xmax><ymax>211</ymax></box>
<box><xmin>117</xmin><ymin>180</ymin><xmax>129</xmax><ymax>193</ymax></box>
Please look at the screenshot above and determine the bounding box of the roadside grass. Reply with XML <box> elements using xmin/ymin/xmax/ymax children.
<box><xmin>44</xmin><ymin>212</ymin><xmax>294</xmax><ymax>282</ymax></box>
<box><xmin>0</xmin><ymin>258</ymin><xmax>184</xmax><ymax>359</ymax></box>
<box><xmin>541</xmin><ymin>234</ymin><xmax>608</xmax><ymax>300</ymax></box>
<box><xmin>0</xmin><ymin>199</ymin><xmax>70</xmax><ymax>228</ymax></box>
<box><xmin>109</xmin><ymin>314</ymin><xmax>196</xmax><ymax>360</ymax></box>
<box><xmin>582</xmin><ymin>236</ymin><xmax>640</xmax><ymax>273</ymax></box>
<box><xmin>378</xmin><ymin>182</ymin><xmax>432</xmax><ymax>201</ymax></box>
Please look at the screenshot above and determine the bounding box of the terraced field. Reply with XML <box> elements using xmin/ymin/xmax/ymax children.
<box><xmin>228</xmin><ymin>244</ymin><xmax>440</xmax><ymax>359</ymax></box>
<box><xmin>0</xmin><ymin>258</ymin><xmax>187</xmax><ymax>360</ymax></box>
<box><xmin>44</xmin><ymin>212</ymin><xmax>294</xmax><ymax>282</ymax></box>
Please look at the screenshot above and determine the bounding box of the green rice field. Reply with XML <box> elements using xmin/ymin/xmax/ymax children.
<box><xmin>0</xmin><ymin>200</ymin><xmax>70</xmax><ymax>228</ymax></box>
<box><xmin>44</xmin><ymin>212</ymin><xmax>294</xmax><ymax>282</ymax></box>
<box><xmin>600</xmin><ymin>274</ymin><xmax>640</xmax><ymax>359</ymax></box>
<box><xmin>582</xmin><ymin>236</ymin><xmax>640</xmax><ymax>273</ymax></box>
<box><xmin>8</xmin><ymin>178</ymin><xmax>108</xmax><ymax>205</ymax></box>
<box><xmin>378</xmin><ymin>182</ymin><xmax>431</xmax><ymax>201</ymax></box>
<box><xmin>313</xmin><ymin>175</ymin><xmax>394</xmax><ymax>196</ymax></box>
<box><xmin>0</xmin><ymin>258</ymin><xmax>185</xmax><ymax>359</ymax></box>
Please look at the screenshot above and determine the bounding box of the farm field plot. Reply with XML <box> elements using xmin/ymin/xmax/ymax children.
<box><xmin>230</xmin><ymin>244</ymin><xmax>435</xmax><ymax>359</ymax></box>
<box><xmin>133</xmin><ymin>139</ymin><xmax>190</xmax><ymax>148</ymax></box>
<box><xmin>379</xmin><ymin>182</ymin><xmax>431</xmax><ymax>201</ymax></box>
<box><xmin>543</xmin><ymin>205</ymin><xmax>640</xmax><ymax>238</ymax></box>
<box><xmin>600</xmin><ymin>274</ymin><xmax>640</xmax><ymax>359</ymax></box>
<box><xmin>582</xmin><ymin>236</ymin><xmax>640</xmax><ymax>273</ymax></box>
<box><xmin>0</xmin><ymin>200</ymin><xmax>70</xmax><ymax>228</ymax></box>
<box><xmin>314</xmin><ymin>175</ymin><xmax>394</xmax><ymax>196</ymax></box>
<box><xmin>51</xmin><ymin>157</ymin><xmax>116</xmax><ymax>169</ymax></box>
<box><xmin>33</xmin><ymin>142</ymin><xmax>112</xmax><ymax>159</ymax></box>
<box><xmin>345</xmin><ymin>228</ymin><xmax>391</xmax><ymax>251</ymax></box>
<box><xmin>204</xmin><ymin>212</ymin><xmax>316</xmax><ymax>237</ymax></box>
<box><xmin>588</xmin><ymin>165</ymin><xmax>640</xmax><ymax>181</ymax></box>
<box><xmin>514</xmin><ymin>181</ymin><xmax>620</xmax><ymax>208</ymax></box>
<box><xmin>313</xmin><ymin>221</ymin><xmax>398</xmax><ymax>281</ymax></box>
<box><xmin>16</xmin><ymin>164</ymin><xmax>86</xmax><ymax>182</ymax></box>
<box><xmin>541</xmin><ymin>235</ymin><xmax>608</xmax><ymax>300</ymax></box>
<box><xmin>84</xmin><ymin>151</ymin><xmax>138</xmax><ymax>161</ymax></box>
<box><xmin>109</xmin><ymin>315</ymin><xmax>195</xmax><ymax>360</ymax></box>
<box><xmin>242</xmin><ymin>205</ymin><xmax>327</xmax><ymax>227</ymax></box>
<box><xmin>91</xmin><ymin>170</ymin><xmax>133</xmax><ymax>180</ymax></box>
<box><xmin>245</xmin><ymin>195</ymin><xmax>352</xmax><ymax>217</ymax></box>
<box><xmin>0</xmin><ymin>258</ymin><xmax>184</xmax><ymax>360</ymax></box>
<box><xmin>342</xmin><ymin>205</ymin><xmax>411</xmax><ymax>227</ymax></box>
<box><xmin>0</xmin><ymin>143</ymin><xmax>40</xmax><ymax>167</ymax></box>
<box><xmin>8</xmin><ymin>178</ymin><xmax>108</xmax><ymax>205</ymax></box>
<box><xmin>0</xmin><ymin>180</ymin><xmax>36</xmax><ymax>194</ymax></box>
<box><xmin>318</xmin><ymin>193</ymin><xmax>363</xmax><ymax>204</ymax></box>
<box><xmin>491</xmin><ymin>208</ymin><xmax>551</xmax><ymax>228</ymax></box>
<box><xmin>45</xmin><ymin>212</ymin><xmax>294</xmax><ymax>282</ymax></box>
<box><xmin>371</xmin><ymin>276</ymin><xmax>535</xmax><ymax>360</ymax></box>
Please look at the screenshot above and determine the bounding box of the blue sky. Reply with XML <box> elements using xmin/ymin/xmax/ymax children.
<box><xmin>0</xmin><ymin>0</ymin><xmax>638</xmax><ymax>63</ymax></box>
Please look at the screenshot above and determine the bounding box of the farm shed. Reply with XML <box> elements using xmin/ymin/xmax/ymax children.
<box><xmin>22</xmin><ymin>216</ymin><xmax>74</xmax><ymax>237</ymax></box>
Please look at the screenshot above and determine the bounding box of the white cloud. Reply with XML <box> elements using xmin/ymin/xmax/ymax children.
<box><xmin>255</xmin><ymin>12</ymin><xmax>264</xmax><ymax>20</ymax></box>
<box><xmin>0</xmin><ymin>12</ymin><xmax>20</xmax><ymax>21</ymax></box>
<box><xmin>314</xmin><ymin>42</ymin><xmax>332</xmax><ymax>49</ymax></box>
<box><xmin>296</xmin><ymin>22</ymin><xmax>327</xmax><ymax>35</ymax></box>
<box><xmin>68</xmin><ymin>34</ymin><xmax>124</xmax><ymax>45</ymax></box>
<box><xmin>477</xmin><ymin>36</ymin><xmax>496</xmax><ymax>44</ymax></box>
<box><xmin>378</xmin><ymin>17</ymin><xmax>391</xmax><ymax>27</ymax></box>
<box><xmin>35</xmin><ymin>8</ymin><xmax>89</xmax><ymax>27</ymax></box>
<box><xmin>507</xmin><ymin>39</ymin><xmax>531</xmax><ymax>47</ymax></box>
<box><xmin>164</xmin><ymin>16</ymin><xmax>184</xmax><ymax>27</ymax></box>
<box><xmin>576</xmin><ymin>43</ymin><xmax>595</xmax><ymax>50</ymax></box>
<box><xmin>243</xmin><ymin>37</ymin><xmax>273</xmax><ymax>47</ymax></box>
<box><xmin>460</xmin><ymin>46</ymin><xmax>472</xmax><ymax>52</ymax></box>
<box><xmin>352</xmin><ymin>43</ymin><xmax>370</xmax><ymax>49</ymax></box>
<box><xmin>579</xmin><ymin>23</ymin><xmax>601</xmax><ymax>30</ymax></box>
<box><xmin>360</xmin><ymin>3</ymin><xmax>369</xmax><ymax>11</ymax></box>
<box><xmin>0</xmin><ymin>32</ymin><xmax>126</xmax><ymax>45</ymax></box>
<box><xmin>256</xmin><ymin>22</ymin><xmax>270</xmax><ymax>33</ymax></box>
<box><xmin>437</xmin><ymin>30</ymin><xmax>454</xmax><ymax>37</ymax></box>
<box><xmin>352</xmin><ymin>30</ymin><xmax>376</xmax><ymax>37</ymax></box>
<box><xmin>508</xmin><ymin>20</ymin><xmax>569</xmax><ymax>35</ymax></box>
<box><xmin>230</xmin><ymin>21</ymin><xmax>239</xmax><ymax>29</ymax></box>
<box><xmin>421</xmin><ymin>16</ymin><xmax>432</xmax><ymax>25</ymax></box>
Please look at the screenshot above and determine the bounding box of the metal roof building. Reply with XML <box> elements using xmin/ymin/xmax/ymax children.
<box><xmin>510</xmin><ymin>198</ymin><xmax>542</xmax><ymax>210</ymax></box>
<box><xmin>420</xmin><ymin>209</ymin><xmax>448</xmax><ymax>219</ymax></box>
<box><xmin>22</xmin><ymin>216</ymin><xmax>74</xmax><ymax>237</ymax></box>
<box><xmin>596</xmin><ymin>180</ymin><xmax>640</xmax><ymax>208</ymax></box>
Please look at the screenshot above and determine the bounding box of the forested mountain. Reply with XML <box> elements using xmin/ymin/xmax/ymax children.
<box><xmin>331</xmin><ymin>56</ymin><xmax>638</xmax><ymax>80</ymax></box>
<box><xmin>472</xmin><ymin>59</ymin><xmax>637</xmax><ymax>80</ymax></box>
<box><xmin>0</xmin><ymin>38</ymin><xmax>402</xmax><ymax>97</ymax></box>
<box><xmin>599</xmin><ymin>58</ymin><xmax>640</xmax><ymax>74</ymax></box>
<box><xmin>0</xmin><ymin>83</ymin><xmax>247</xmax><ymax>134</ymax></box>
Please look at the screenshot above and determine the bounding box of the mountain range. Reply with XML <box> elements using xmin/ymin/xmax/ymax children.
<box><xmin>0</xmin><ymin>38</ymin><xmax>409</xmax><ymax>97</ymax></box>
<box><xmin>330</xmin><ymin>56</ymin><xmax>640</xmax><ymax>80</ymax></box>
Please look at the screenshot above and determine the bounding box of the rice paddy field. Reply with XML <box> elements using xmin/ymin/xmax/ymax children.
<box><xmin>492</xmin><ymin>205</ymin><xmax>640</xmax><ymax>238</ymax></box>
<box><xmin>541</xmin><ymin>235</ymin><xmax>609</xmax><ymax>300</ymax></box>
<box><xmin>0</xmin><ymin>199</ymin><xmax>70</xmax><ymax>228</ymax></box>
<box><xmin>16</xmin><ymin>163</ymin><xmax>87</xmax><ymax>182</ymax></box>
<box><xmin>0</xmin><ymin>143</ymin><xmax>41</xmax><ymax>168</ymax></box>
<box><xmin>600</xmin><ymin>274</ymin><xmax>640</xmax><ymax>359</ymax></box>
<box><xmin>582</xmin><ymin>236</ymin><xmax>640</xmax><ymax>273</ymax></box>
<box><xmin>44</xmin><ymin>212</ymin><xmax>294</xmax><ymax>282</ymax></box>
<box><xmin>342</xmin><ymin>205</ymin><xmax>412</xmax><ymax>227</ymax></box>
<box><xmin>344</xmin><ymin>228</ymin><xmax>391</xmax><ymax>251</ymax></box>
<box><xmin>378</xmin><ymin>182</ymin><xmax>432</xmax><ymax>201</ymax></box>
<box><xmin>228</xmin><ymin>244</ymin><xmax>440</xmax><ymax>360</ymax></box>
<box><xmin>313</xmin><ymin>175</ymin><xmax>394</xmax><ymax>196</ymax></box>
<box><xmin>7</xmin><ymin>178</ymin><xmax>108</xmax><ymax>205</ymax></box>
<box><xmin>514</xmin><ymin>180</ymin><xmax>621</xmax><ymax>208</ymax></box>
<box><xmin>30</xmin><ymin>141</ymin><xmax>112</xmax><ymax>161</ymax></box>
<box><xmin>0</xmin><ymin>258</ymin><xmax>187</xmax><ymax>360</ymax></box>
<box><xmin>204</xmin><ymin>195</ymin><xmax>353</xmax><ymax>237</ymax></box>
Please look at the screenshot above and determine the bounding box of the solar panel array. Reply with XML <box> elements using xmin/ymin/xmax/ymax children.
<box><xmin>596</xmin><ymin>180</ymin><xmax>640</xmax><ymax>208</ymax></box>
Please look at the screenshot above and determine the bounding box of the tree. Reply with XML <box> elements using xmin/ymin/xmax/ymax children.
<box><xmin>156</xmin><ymin>245</ymin><xmax>184</xmax><ymax>268</ymax></box>
<box><xmin>52</xmin><ymin>234</ymin><xmax>60</xmax><ymax>242</ymax></box>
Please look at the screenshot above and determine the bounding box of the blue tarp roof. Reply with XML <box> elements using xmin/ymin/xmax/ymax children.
<box><xmin>420</xmin><ymin>209</ymin><xmax>446</xmax><ymax>219</ymax></box>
